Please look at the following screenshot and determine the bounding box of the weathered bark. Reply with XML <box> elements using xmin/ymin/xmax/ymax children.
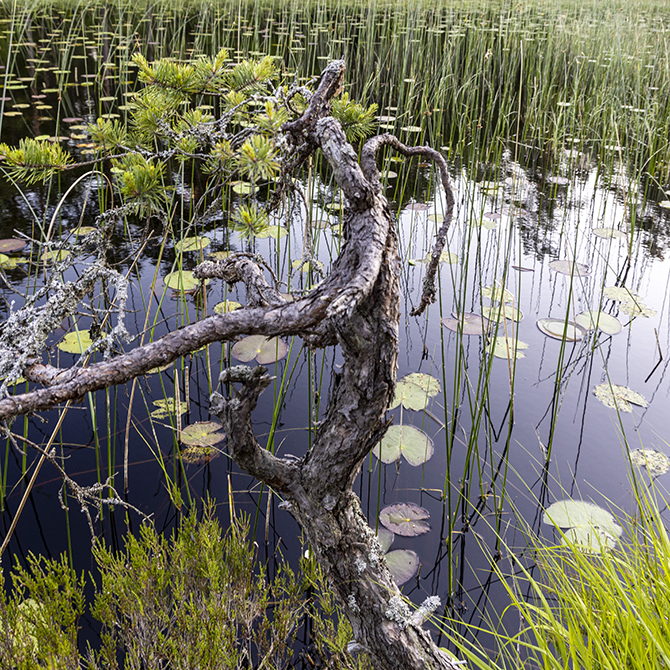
<box><xmin>1</xmin><ymin>60</ymin><xmax>458</xmax><ymax>669</ymax></box>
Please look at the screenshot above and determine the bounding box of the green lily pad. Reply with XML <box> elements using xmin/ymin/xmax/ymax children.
<box><xmin>442</xmin><ymin>313</ymin><xmax>490</xmax><ymax>336</ymax></box>
<box><xmin>401</xmin><ymin>125</ymin><xmax>422</xmax><ymax>133</ymax></box>
<box><xmin>603</xmin><ymin>286</ymin><xmax>640</xmax><ymax>302</ymax></box>
<box><xmin>379</xmin><ymin>502</ymin><xmax>430</xmax><ymax>537</ymax></box>
<box><xmin>543</xmin><ymin>500</ymin><xmax>623</xmax><ymax>553</ymax></box>
<box><xmin>213</xmin><ymin>300</ymin><xmax>241</xmax><ymax>314</ymax></box>
<box><xmin>536</xmin><ymin>318</ymin><xmax>586</xmax><ymax>341</ymax></box>
<box><xmin>619</xmin><ymin>299</ymin><xmax>656</xmax><ymax>318</ymax></box>
<box><xmin>373</xmin><ymin>424</ymin><xmax>434</xmax><ymax>466</ymax></box>
<box><xmin>41</xmin><ymin>249</ymin><xmax>70</xmax><ymax>264</ymax></box>
<box><xmin>630</xmin><ymin>449</ymin><xmax>670</xmax><ymax>476</ymax></box>
<box><xmin>180</xmin><ymin>421</ymin><xmax>224</xmax><ymax>447</ymax></box>
<box><xmin>481</xmin><ymin>305</ymin><xmax>523</xmax><ymax>322</ymax></box>
<box><xmin>482</xmin><ymin>283</ymin><xmax>513</xmax><ymax>303</ymax></box>
<box><xmin>255</xmin><ymin>225</ymin><xmax>288</xmax><ymax>239</ymax></box>
<box><xmin>385</xmin><ymin>549</ymin><xmax>419</xmax><ymax>586</ymax></box>
<box><xmin>181</xmin><ymin>444</ymin><xmax>221</xmax><ymax>465</ymax></box>
<box><xmin>549</xmin><ymin>259</ymin><xmax>590</xmax><ymax>276</ymax></box>
<box><xmin>72</xmin><ymin>226</ymin><xmax>96</xmax><ymax>236</ymax></box>
<box><xmin>291</xmin><ymin>259</ymin><xmax>323</xmax><ymax>273</ymax></box>
<box><xmin>231</xmin><ymin>335</ymin><xmax>288</xmax><ymax>364</ymax></box>
<box><xmin>175</xmin><ymin>236</ymin><xmax>210</xmax><ymax>253</ymax></box>
<box><xmin>57</xmin><ymin>329</ymin><xmax>93</xmax><ymax>353</ymax></box>
<box><xmin>389</xmin><ymin>373</ymin><xmax>440</xmax><ymax>411</ymax></box>
<box><xmin>151</xmin><ymin>398</ymin><xmax>188</xmax><ymax>419</ymax></box>
<box><xmin>208</xmin><ymin>250</ymin><xmax>230</xmax><ymax>260</ymax></box>
<box><xmin>575</xmin><ymin>311</ymin><xmax>622</xmax><ymax>335</ymax></box>
<box><xmin>164</xmin><ymin>270</ymin><xmax>209</xmax><ymax>292</ymax></box>
<box><xmin>594</xmin><ymin>383</ymin><xmax>647</xmax><ymax>412</ymax></box>
<box><xmin>0</xmin><ymin>238</ymin><xmax>26</xmax><ymax>252</ymax></box>
<box><xmin>593</xmin><ymin>228</ymin><xmax>627</xmax><ymax>240</ymax></box>
<box><xmin>487</xmin><ymin>336</ymin><xmax>529</xmax><ymax>359</ymax></box>
<box><xmin>376</xmin><ymin>527</ymin><xmax>394</xmax><ymax>554</ymax></box>
<box><xmin>232</xmin><ymin>181</ymin><xmax>253</xmax><ymax>195</ymax></box>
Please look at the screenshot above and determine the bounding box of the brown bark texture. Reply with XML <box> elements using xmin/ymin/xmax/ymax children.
<box><xmin>1</xmin><ymin>61</ymin><xmax>458</xmax><ymax>669</ymax></box>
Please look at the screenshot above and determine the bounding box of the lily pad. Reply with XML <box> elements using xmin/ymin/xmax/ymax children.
<box><xmin>73</xmin><ymin>226</ymin><xmax>96</xmax><ymax>236</ymax></box>
<box><xmin>373</xmin><ymin>425</ymin><xmax>434</xmax><ymax>466</ymax></box>
<box><xmin>164</xmin><ymin>270</ymin><xmax>209</xmax><ymax>292</ymax></box>
<box><xmin>151</xmin><ymin>398</ymin><xmax>188</xmax><ymax>419</ymax></box>
<box><xmin>181</xmin><ymin>444</ymin><xmax>220</xmax><ymax>465</ymax></box>
<box><xmin>175</xmin><ymin>236</ymin><xmax>210</xmax><ymax>253</ymax></box>
<box><xmin>389</xmin><ymin>373</ymin><xmax>440</xmax><ymax>411</ymax></box>
<box><xmin>536</xmin><ymin>318</ymin><xmax>586</xmax><ymax>341</ymax></box>
<box><xmin>543</xmin><ymin>500</ymin><xmax>623</xmax><ymax>553</ymax></box>
<box><xmin>575</xmin><ymin>311</ymin><xmax>622</xmax><ymax>335</ymax></box>
<box><xmin>593</xmin><ymin>383</ymin><xmax>647</xmax><ymax>413</ymax></box>
<box><xmin>255</xmin><ymin>225</ymin><xmax>288</xmax><ymax>239</ymax></box>
<box><xmin>232</xmin><ymin>335</ymin><xmax>288</xmax><ymax>364</ymax></box>
<box><xmin>385</xmin><ymin>549</ymin><xmax>419</xmax><ymax>586</ymax></box>
<box><xmin>487</xmin><ymin>336</ymin><xmax>529</xmax><ymax>359</ymax></box>
<box><xmin>619</xmin><ymin>300</ymin><xmax>656</xmax><ymax>318</ymax></box>
<box><xmin>232</xmin><ymin>181</ymin><xmax>253</xmax><ymax>195</ymax></box>
<box><xmin>549</xmin><ymin>260</ymin><xmax>590</xmax><ymax>276</ymax></box>
<box><xmin>442</xmin><ymin>313</ymin><xmax>489</xmax><ymax>336</ymax></box>
<box><xmin>659</xmin><ymin>200</ymin><xmax>670</xmax><ymax>209</ymax></box>
<box><xmin>57</xmin><ymin>329</ymin><xmax>93</xmax><ymax>353</ymax></box>
<box><xmin>376</xmin><ymin>527</ymin><xmax>394</xmax><ymax>554</ymax></box>
<box><xmin>41</xmin><ymin>249</ymin><xmax>70</xmax><ymax>264</ymax></box>
<box><xmin>208</xmin><ymin>250</ymin><xmax>230</xmax><ymax>260</ymax></box>
<box><xmin>379</xmin><ymin>502</ymin><xmax>430</xmax><ymax>537</ymax></box>
<box><xmin>481</xmin><ymin>305</ymin><xmax>523</xmax><ymax>322</ymax></box>
<box><xmin>213</xmin><ymin>300</ymin><xmax>241</xmax><ymax>314</ymax></box>
<box><xmin>180</xmin><ymin>421</ymin><xmax>224</xmax><ymax>447</ymax></box>
<box><xmin>0</xmin><ymin>256</ymin><xmax>28</xmax><ymax>269</ymax></box>
<box><xmin>630</xmin><ymin>449</ymin><xmax>670</xmax><ymax>476</ymax></box>
<box><xmin>482</xmin><ymin>283</ymin><xmax>513</xmax><ymax>303</ymax></box>
<box><xmin>603</xmin><ymin>286</ymin><xmax>640</xmax><ymax>302</ymax></box>
<box><xmin>0</xmin><ymin>238</ymin><xmax>26</xmax><ymax>252</ymax></box>
<box><xmin>593</xmin><ymin>228</ymin><xmax>627</xmax><ymax>240</ymax></box>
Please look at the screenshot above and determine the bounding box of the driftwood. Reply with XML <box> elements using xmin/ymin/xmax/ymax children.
<box><xmin>0</xmin><ymin>61</ymin><xmax>457</xmax><ymax>669</ymax></box>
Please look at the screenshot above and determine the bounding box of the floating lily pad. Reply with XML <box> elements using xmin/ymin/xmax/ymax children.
<box><xmin>164</xmin><ymin>270</ymin><xmax>209</xmax><ymax>292</ymax></box>
<box><xmin>549</xmin><ymin>260</ymin><xmax>590</xmax><ymax>276</ymax></box>
<box><xmin>593</xmin><ymin>228</ymin><xmax>627</xmax><ymax>240</ymax></box>
<box><xmin>482</xmin><ymin>283</ymin><xmax>513</xmax><ymax>303</ymax></box>
<box><xmin>659</xmin><ymin>200</ymin><xmax>670</xmax><ymax>209</ymax></box>
<box><xmin>175</xmin><ymin>236</ymin><xmax>210</xmax><ymax>253</ymax></box>
<box><xmin>593</xmin><ymin>383</ymin><xmax>647</xmax><ymax>412</ymax></box>
<box><xmin>385</xmin><ymin>549</ymin><xmax>419</xmax><ymax>586</ymax></box>
<box><xmin>213</xmin><ymin>300</ymin><xmax>241</xmax><ymax>314</ymax></box>
<box><xmin>407</xmin><ymin>203</ymin><xmax>430</xmax><ymax>212</ymax></box>
<box><xmin>481</xmin><ymin>305</ymin><xmax>523</xmax><ymax>322</ymax></box>
<box><xmin>543</xmin><ymin>500</ymin><xmax>623</xmax><ymax>553</ymax></box>
<box><xmin>536</xmin><ymin>318</ymin><xmax>586</xmax><ymax>341</ymax></box>
<box><xmin>442</xmin><ymin>313</ymin><xmax>490</xmax><ymax>336</ymax></box>
<box><xmin>487</xmin><ymin>336</ymin><xmax>529</xmax><ymax>359</ymax></box>
<box><xmin>389</xmin><ymin>373</ymin><xmax>440</xmax><ymax>411</ymax></box>
<box><xmin>73</xmin><ymin>226</ymin><xmax>96</xmax><ymax>236</ymax></box>
<box><xmin>57</xmin><ymin>329</ymin><xmax>93</xmax><ymax>353</ymax></box>
<box><xmin>291</xmin><ymin>259</ymin><xmax>323</xmax><ymax>273</ymax></box>
<box><xmin>180</xmin><ymin>421</ymin><xmax>224</xmax><ymax>447</ymax></box>
<box><xmin>373</xmin><ymin>425</ymin><xmax>434</xmax><ymax>466</ymax></box>
<box><xmin>208</xmin><ymin>250</ymin><xmax>230</xmax><ymax>260</ymax></box>
<box><xmin>379</xmin><ymin>502</ymin><xmax>430</xmax><ymax>536</ymax></box>
<box><xmin>401</xmin><ymin>125</ymin><xmax>422</xmax><ymax>134</ymax></box>
<box><xmin>575</xmin><ymin>311</ymin><xmax>622</xmax><ymax>335</ymax></box>
<box><xmin>181</xmin><ymin>444</ymin><xmax>220</xmax><ymax>465</ymax></box>
<box><xmin>232</xmin><ymin>335</ymin><xmax>288</xmax><ymax>364</ymax></box>
<box><xmin>428</xmin><ymin>214</ymin><xmax>444</xmax><ymax>223</ymax></box>
<box><xmin>232</xmin><ymin>181</ymin><xmax>253</xmax><ymax>195</ymax></box>
<box><xmin>603</xmin><ymin>286</ymin><xmax>639</xmax><ymax>302</ymax></box>
<box><xmin>41</xmin><ymin>249</ymin><xmax>70</xmax><ymax>264</ymax></box>
<box><xmin>630</xmin><ymin>449</ymin><xmax>670</xmax><ymax>476</ymax></box>
<box><xmin>151</xmin><ymin>398</ymin><xmax>188</xmax><ymax>419</ymax></box>
<box><xmin>376</xmin><ymin>527</ymin><xmax>394</xmax><ymax>554</ymax></box>
<box><xmin>619</xmin><ymin>299</ymin><xmax>656</xmax><ymax>318</ymax></box>
<box><xmin>255</xmin><ymin>225</ymin><xmax>288</xmax><ymax>239</ymax></box>
<box><xmin>0</xmin><ymin>238</ymin><xmax>26</xmax><ymax>252</ymax></box>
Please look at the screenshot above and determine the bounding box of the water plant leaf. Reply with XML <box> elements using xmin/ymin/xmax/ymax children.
<box><xmin>389</xmin><ymin>373</ymin><xmax>440</xmax><ymax>410</ymax></box>
<box><xmin>442</xmin><ymin>313</ymin><xmax>489</xmax><ymax>335</ymax></box>
<box><xmin>385</xmin><ymin>549</ymin><xmax>419</xmax><ymax>585</ymax></box>
<box><xmin>373</xmin><ymin>425</ymin><xmax>434</xmax><ymax>466</ymax></box>
<box><xmin>231</xmin><ymin>335</ymin><xmax>288</xmax><ymax>364</ymax></box>
<box><xmin>57</xmin><ymin>330</ymin><xmax>93</xmax><ymax>353</ymax></box>
<box><xmin>0</xmin><ymin>238</ymin><xmax>26</xmax><ymax>252</ymax></box>
<box><xmin>630</xmin><ymin>449</ymin><xmax>670</xmax><ymax>476</ymax></box>
<box><xmin>41</xmin><ymin>249</ymin><xmax>70</xmax><ymax>264</ymax></box>
<box><xmin>376</xmin><ymin>527</ymin><xmax>394</xmax><ymax>554</ymax></box>
<box><xmin>603</xmin><ymin>286</ymin><xmax>639</xmax><ymax>302</ymax></box>
<box><xmin>487</xmin><ymin>336</ymin><xmax>529</xmax><ymax>359</ymax></box>
<box><xmin>164</xmin><ymin>270</ymin><xmax>209</xmax><ymax>291</ymax></box>
<box><xmin>255</xmin><ymin>225</ymin><xmax>288</xmax><ymax>239</ymax></box>
<box><xmin>481</xmin><ymin>305</ymin><xmax>523</xmax><ymax>322</ymax></box>
<box><xmin>232</xmin><ymin>181</ymin><xmax>252</xmax><ymax>195</ymax></box>
<box><xmin>575</xmin><ymin>311</ymin><xmax>622</xmax><ymax>335</ymax></box>
<box><xmin>151</xmin><ymin>398</ymin><xmax>188</xmax><ymax>419</ymax></box>
<box><xmin>549</xmin><ymin>260</ymin><xmax>590</xmax><ymax>276</ymax></box>
<box><xmin>208</xmin><ymin>251</ymin><xmax>230</xmax><ymax>260</ymax></box>
<box><xmin>593</xmin><ymin>228</ymin><xmax>627</xmax><ymax>240</ymax></box>
<box><xmin>619</xmin><ymin>300</ymin><xmax>656</xmax><ymax>318</ymax></box>
<box><xmin>482</xmin><ymin>283</ymin><xmax>514</xmax><ymax>303</ymax></box>
<box><xmin>180</xmin><ymin>421</ymin><xmax>224</xmax><ymax>447</ymax></box>
<box><xmin>593</xmin><ymin>383</ymin><xmax>647</xmax><ymax>412</ymax></box>
<box><xmin>175</xmin><ymin>236</ymin><xmax>210</xmax><ymax>253</ymax></box>
<box><xmin>659</xmin><ymin>200</ymin><xmax>670</xmax><ymax>209</ymax></box>
<box><xmin>379</xmin><ymin>502</ymin><xmax>430</xmax><ymax>536</ymax></box>
<box><xmin>181</xmin><ymin>444</ymin><xmax>220</xmax><ymax>465</ymax></box>
<box><xmin>536</xmin><ymin>318</ymin><xmax>586</xmax><ymax>341</ymax></box>
<box><xmin>561</xmin><ymin>525</ymin><xmax>618</xmax><ymax>553</ymax></box>
<box><xmin>213</xmin><ymin>300</ymin><xmax>241</xmax><ymax>314</ymax></box>
<box><xmin>73</xmin><ymin>226</ymin><xmax>96</xmax><ymax>236</ymax></box>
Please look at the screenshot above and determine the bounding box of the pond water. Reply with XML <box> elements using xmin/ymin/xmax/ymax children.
<box><xmin>0</xmin><ymin>0</ymin><xmax>669</xmax><ymax>658</ymax></box>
